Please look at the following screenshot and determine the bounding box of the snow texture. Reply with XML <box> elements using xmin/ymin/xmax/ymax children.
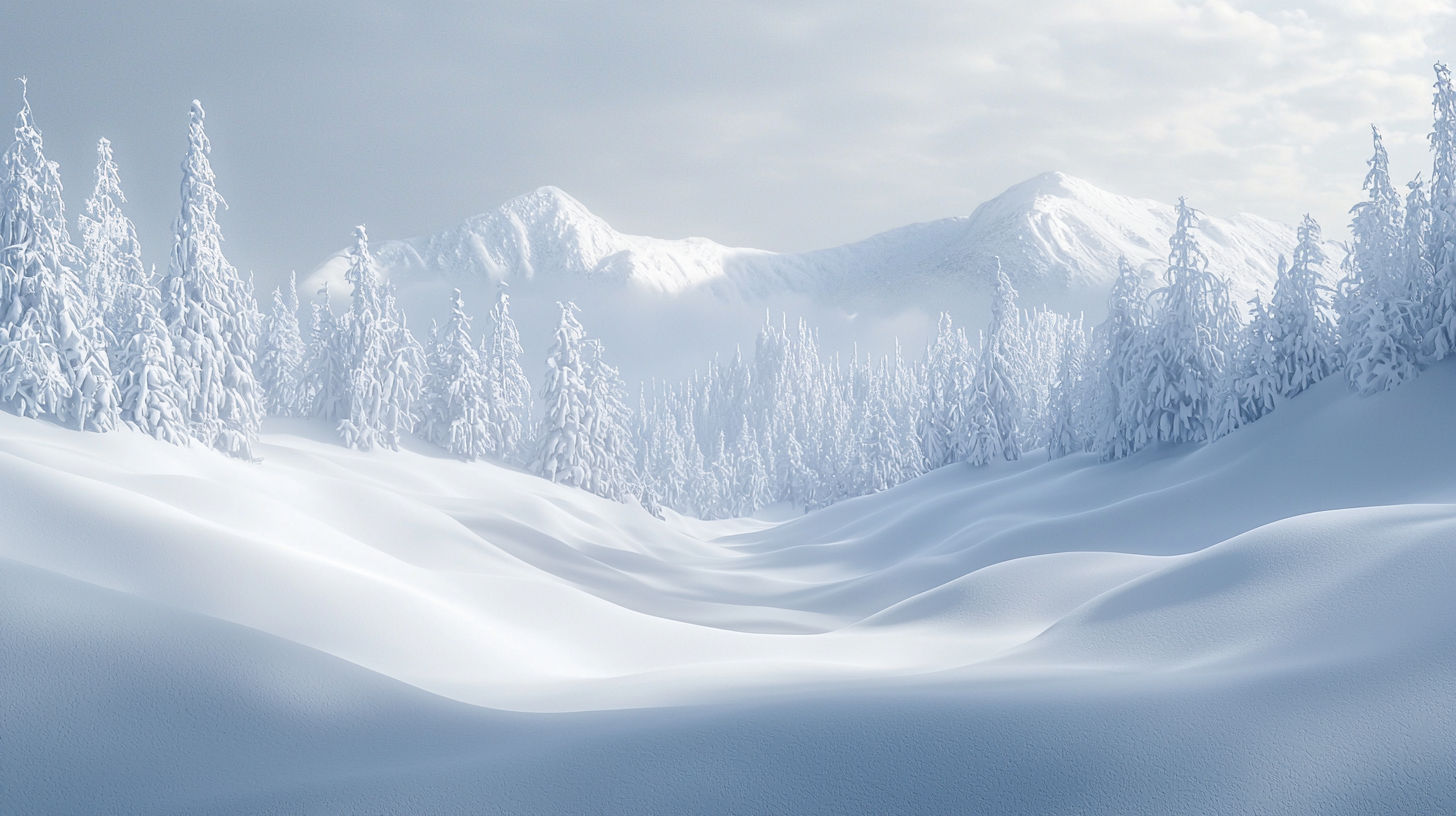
<box><xmin>5</xmin><ymin>353</ymin><xmax>1456</xmax><ymax>814</ymax></box>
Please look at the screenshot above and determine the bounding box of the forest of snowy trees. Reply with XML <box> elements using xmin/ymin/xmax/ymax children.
<box><xmin>5</xmin><ymin>64</ymin><xmax>1456</xmax><ymax>519</ymax></box>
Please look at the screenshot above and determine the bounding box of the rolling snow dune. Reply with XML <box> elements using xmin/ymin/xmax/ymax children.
<box><xmin>5</xmin><ymin>363</ymin><xmax>1456</xmax><ymax>812</ymax></box>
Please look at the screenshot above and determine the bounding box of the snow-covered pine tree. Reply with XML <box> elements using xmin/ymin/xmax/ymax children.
<box><xmin>0</xmin><ymin>82</ymin><xmax>119</xmax><ymax>431</ymax></box>
<box><xmin>1424</xmin><ymin>62</ymin><xmax>1456</xmax><ymax>359</ymax></box>
<box><xmin>1340</xmin><ymin>127</ymin><xmax>1419</xmax><ymax>395</ymax></box>
<box><xmin>302</xmin><ymin>284</ymin><xmax>348</xmax><ymax>421</ymax></box>
<box><xmin>1269</xmin><ymin>215</ymin><xmax>1339</xmax><ymax>398</ymax></box>
<box><xmin>1142</xmin><ymin>199</ymin><xmax>1239</xmax><ymax>445</ymax></box>
<box><xmin>918</xmin><ymin>313</ymin><xmax>968</xmax><ymax>469</ymax></box>
<box><xmin>582</xmin><ymin>337</ymin><xmax>636</xmax><ymax>502</ymax></box>
<box><xmin>419</xmin><ymin>289</ymin><xmax>494</xmax><ymax>460</ymax></box>
<box><xmin>483</xmin><ymin>284</ymin><xmax>532</xmax><ymax>464</ymax></box>
<box><xmin>113</xmin><ymin>282</ymin><xmax>190</xmax><ymax>445</ymax></box>
<box><xmin>729</xmin><ymin>415</ymin><xmax>770</xmax><ymax>515</ymax></box>
<box><xmin>1215</xmin><ymin>294</ymin><xmax>1280</xmax><ymax>439</ymax></box>
<box><xmin>974</xmin><ymin>259</ymin><xmax>1024</xmax><ymax>461</ymax></box>
<box><xmin>335</xmin><ymin>225</ymin><xmax>401</xmax><ymax>451</ymax></box>
<box><xmin>257</xmin><ymin>271</ymin><xmax>305</xmax><ymax>417</ymax></box>
<box><xmin>1046</xmin><ymin>319</ymin><xmax>1087</xmax><ymax>460</ymax></box>
<box><xmin>162</xmin><ymin>100</ymin><xmax>261</xmax><ymax>458</ymax></box>
<box><xmin>376</xmin><ymin>284</ymin><xmax>426</xmax><ymax>450</ymax></box>
<box><xmin>534</xmin><ymin>302</ymin><xmax>591</xmax><ymax>487</ymax></box>
<box><xmin>1095</xmin><ymin>257</ymin><xmax>1152</xmax><ymax>460</ymax></box>
<box><xmin>78</xmin><ymin>137</ymin><xmax>148</xmax><ymax>348</ymax></box>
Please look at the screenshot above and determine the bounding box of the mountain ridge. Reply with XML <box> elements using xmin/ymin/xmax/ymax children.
<box><xmin>310</xmin><ymin>171</ymin><xmax>1337</xmax><ymax>309</ymax></box>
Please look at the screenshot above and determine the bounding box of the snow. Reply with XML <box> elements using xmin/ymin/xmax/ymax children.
<box><xmin>6</xmin><ymin>347</ymin><xmax>1456</xmax><ymax>813</ymax></box>
<box><xmin>302</xmin><ymin>173</ymin><xmax>1340</xmax><ymax>384</ymax></box>
<box><xmin>311</xmin><ymin>173</ymin><xmax>1333</xmax><ymax>304</ymax></box>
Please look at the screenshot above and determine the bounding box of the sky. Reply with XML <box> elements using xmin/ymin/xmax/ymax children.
<box><xmin>3</xmin><ymin>0</ymin><xmax>1455</xmax><ymax>298</ymax></box>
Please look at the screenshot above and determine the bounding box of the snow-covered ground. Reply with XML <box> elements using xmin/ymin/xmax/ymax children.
<box><xmin>5</xmin><ymin>349</ymin><xmax>1455</xmax><ymax>813</ymax></box>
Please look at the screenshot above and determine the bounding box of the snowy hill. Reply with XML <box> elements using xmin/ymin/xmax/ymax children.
<box><xmin>6</xmin><ymin>357</ymin><xmax>1456</xmax><ymax>813</ymax></box>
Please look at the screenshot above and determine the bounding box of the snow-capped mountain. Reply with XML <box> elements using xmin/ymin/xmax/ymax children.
<box><xmin>303</xmin><ymin>172</ymin><xmax>1338</xmax><ymax>385</ymax></box>
<box><xmin>312</xmin><ymin>171</ymin><xmax>1331</xmax><ymax>308</ymax></box>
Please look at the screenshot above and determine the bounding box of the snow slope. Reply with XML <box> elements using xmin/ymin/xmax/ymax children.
<box><xmin>6</xmin><ymin>362</ymin><xmax>1456</xmax><ymax>812</ymax></box>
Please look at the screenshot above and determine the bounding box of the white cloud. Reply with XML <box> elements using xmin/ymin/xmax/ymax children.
<box><xmin>5</xmin><ymin>0</ymin><xmax>1456</xmax><ymax>285</ymax></box>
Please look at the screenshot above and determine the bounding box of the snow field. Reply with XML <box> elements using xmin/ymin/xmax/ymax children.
<box><xmin>5</xmin><ymin>355</ymin><xmax>1456</xmax><ymax>814</ymax></box>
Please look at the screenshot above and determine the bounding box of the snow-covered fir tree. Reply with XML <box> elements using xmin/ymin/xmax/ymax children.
<box><xmin>918</xmin><ymin>313</ymin><xmax>971</xmax><ymax>469</ymax></box>
<box><xmin>1142</xmin><ymin>199</ymin><xmax>1239</xmax><ymax>445</ymax></box>
<box><xmin>1215</xmin><ymin>294</ymin><xmax>1280</xmax><ymax>439</ymax></box>
<box><xmin>335</xmin><ymin>225</ymin><xmax>413</xmax><ymax>451</ymax></box>
<box><xmin>972</xmin><ymin>260</ymin><xmax>1024</xmax><ymax>462</ymax></box>
<box><xmin>78</xmin><ymin>137</ymin><xmax>148</xmax><ymax>348</ymax></box>
<box><xmin>375</xmin><ymin>284</ymin><xmax>426</xmax><ymax>450</ymax></box>
<box><xmin>302</xmin><ymin>284</ymin><xmax>348</xmax><ymax>421</ymax></box>
<box><xmin>162</xmin><ymin>100</ymin><xmax>261</xmax><ymax>458</ymax></box>
<box><xmin>1269</xmin><ymin>216</ymin><xmax>1338</xmax><ymax>398</ymax></box>
<box><xmin>419</xmin><ymin>289</ymin><xmax>495</xmax><ymax>460</ymax></box>
<box><xmin>1095</xmin><ymin>257</ymin><xmax>1152</xmax><ymax>460</ymax></box>
<box><xmin>483</xmin><ymin>285</ymin><xmax>532</xmax><ymax>464</ymax></box>
<box><xmin>582</xmin><ymin>337</ymin><xmax>637</xmax><ymax>503</ymax></box>
<box><xmin>0</xmin><ymin>82</ymin><xmax>118</xmax><ymax>431</ymax></box>
<box><xmin>112</xmin><ymin>281</ymin><xmax>190</xmax><ymax>445</ymax></box>
<box><xmin>1046</xmin><ymin>319</ymin><xmax>1088</xmax><ymax>460</ymax></box>
<box><xmin>1424</xmin><ymin>62</ymin><xmax>1456</xmax><ymax>360</ymax></box>
<box><xmin>257</xmin><ymin>271</ymin><xmax>305</xmax><ymax>417</ymax></box>
<box><xmin>1340</xmin><ymin>127</ymin><xmax>1419</xmax><ymax>395</ymax></box>
<box><xmin>534</xmin><ymin>302</ymin><xmax>591</xmax><ymax>487</ymax></box>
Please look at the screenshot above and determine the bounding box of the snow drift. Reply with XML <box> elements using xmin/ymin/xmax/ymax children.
<box><xmin>4</xmin><ymin>346</ymin><xmax>1456</xmax><ymax>814</ymax></box>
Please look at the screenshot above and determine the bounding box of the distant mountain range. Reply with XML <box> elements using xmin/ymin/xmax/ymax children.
<box><xmin>311</xmin><ymin>171</ymin><xmax>1336</xmax><ymax>308</ymax></box>
<box><xmin>304</xmin><ymin>172</ymin><xmax>1341</xmax><ymax>382</ymax></box>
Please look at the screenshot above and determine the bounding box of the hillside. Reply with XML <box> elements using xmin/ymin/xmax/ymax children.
<box><xmin>5</xmin><ymin>357</ymin><xmax>1456</xmax><ymax>813</ymax></box>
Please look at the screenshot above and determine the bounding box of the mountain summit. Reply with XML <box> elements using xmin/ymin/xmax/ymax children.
<box><xmin>315</xmin><ymin>172</ymin><xmax>1328</xmax><ymax>308</ymax></box>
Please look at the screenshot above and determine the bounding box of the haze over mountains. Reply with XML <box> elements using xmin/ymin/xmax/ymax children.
<box><xmin>307</xmin><ymin>172</ymin><xmax>1336</xmax><ymax>382</ymax></box>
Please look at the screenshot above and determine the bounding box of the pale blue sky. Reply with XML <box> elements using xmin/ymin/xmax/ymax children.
<box><xmin>4</xmin><ymin>1</ymin><xmax>1454</xmax><ymax>294</ymax></box>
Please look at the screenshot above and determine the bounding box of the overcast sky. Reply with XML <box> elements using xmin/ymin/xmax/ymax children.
<box><xmin>4</xmin><ymin>1</ymin><xmax>1455</xmax><ymax>295</ymax></box>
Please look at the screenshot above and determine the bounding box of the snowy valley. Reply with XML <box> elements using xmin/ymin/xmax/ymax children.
<box><xmin>2</xmin><ymin>45</ymin><xmax>1456</xmax><ymax>816</ymax></box>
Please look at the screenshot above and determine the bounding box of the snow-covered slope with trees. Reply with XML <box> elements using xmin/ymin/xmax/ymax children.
<box><xmin>311</xmin><ymin>172</ymin><xmax>1329</xmax><ymax>308</ymax></box>
<box><xmin>5</xmin><ymin>353</ymin><xmax>1456</xmax><ymax>813</ymax></box>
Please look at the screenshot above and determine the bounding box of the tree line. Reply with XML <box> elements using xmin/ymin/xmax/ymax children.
<box><xmin>3</xmin><ymin>65</ymin><xmax>1455</xmax><ymax>519</ymax></box>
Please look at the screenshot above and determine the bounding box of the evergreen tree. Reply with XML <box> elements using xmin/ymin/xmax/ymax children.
<box><xmin>918</xmin><ymin>313</ymin><xmax>970</xmax><ymax>469</ymax></box>
<box><xmin>1425</xmin><ymin>62</ymin><xmax>1456</xmax><ymax>359</ymax></box>
<box><xmin>419</xmin><ymin>289</ymin><xmax>495</xmax><ymax>460</ymax></box>
<box><xmin>257</xmin><ymin>271</ymin><xmax>304</xmax><ymax>417</ymax></box>
<box><xmin>1341</xmin><ymin>127</ymin><xmax>1420</xmax><ymax>395</ymax></box>
<box><xmin>483</xmin><ymin>284</ymin><xmax>532</xmax><ymax>463</ymax></box>
<box><xmin>1215</xmin><ymin>294</ymin><xmax>1280</xmax><ymax>439</ymax></box>
<box><xmin>1095</xmin><ymin>258</ymin><xmax>1152</xmax><ymax>460</ymax></box>
<box><xmin>0</xmin><ymin>82</ymin><xmax>118</xmax><ymax>431</ymax></box>
<box><xmin>1046</xmin><ymin>320</ymin><xmax>1087</xmax><ymax>460</ymax></box>
<box><xmin>377</xmin><ymin>284</ymin><xmax>426</xmax><ymax>449</ymax></box>
<box><xmin>163</xmin><ymin>100</ymin><xmax>261</xmax><ymax>458</ymax></box>
<box><xmin>975</xmin><ymin>260</ymin><xmax>1024</xmax><ymax>461</ymax></box>
<box><xmin>302</xmin><ymin>284</ymin><xmax>348</xmax><ymax>421</ymax></box>
<box><xmin>113</xmin><ymin>285</ymin><xmax>189</xmax><ymax>445</ymax></box>
<box><xmin>1269</xmin><ymin>216</ymin><xmax>1339</xmax><ymax>398</ymax></box>
<box><xmin>582</xmin><ymin>337</ymin><xmax>636</xmax><ymax>502</ymax></box>
<box><xmin>78</xmin><ymin>137</ymin><xmax>147</xmax><ymax>347</ymax></box>
<box><xmin>1142</xmin><ymin>199</ymin><xmax>1239</xmax><ymax>445</ymax></box>
<box><xmin>335</xmin><ymin>225</ymin><xmax>404</xmax><ymax>451</ymax></box>
<box><xmin>534</xmin><ymin>302</ymin><xmax>591</xmax><ymax>487</ymax></box>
